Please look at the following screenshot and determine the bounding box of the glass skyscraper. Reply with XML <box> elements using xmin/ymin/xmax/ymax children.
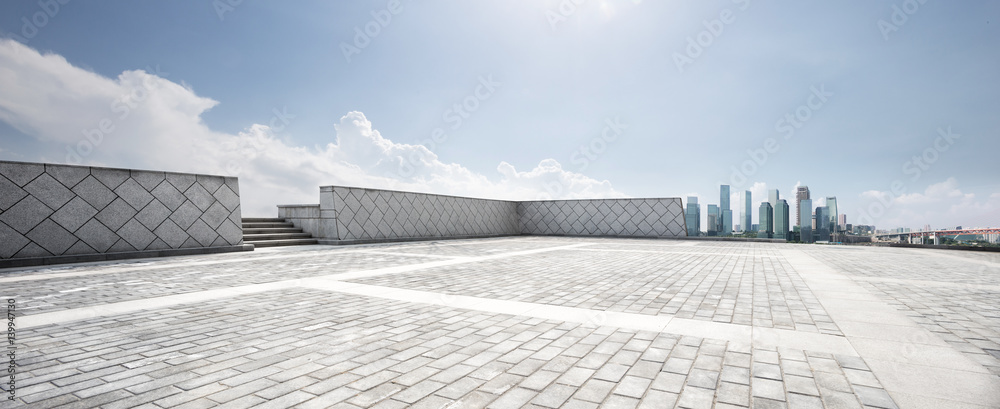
<box><xmin>827</xmin><ymin>196</ymin><xmax>838</xmax><ymax>232</ymax></box>
<box><xmin>774</xmin><ymin>199</ymin><xmax>789</xmax><ymax>241</ymax></box>
<box><xmin>816</xmin><ymin>206</ymin><xmax>830</xmax><ymax>241</ymax></box>
<box><xmin>796</xmin><ymin>186</ymin><xmax>810</xmax><ymax>228</ymax></box>
<box><xmin>685</xmin><ymin>196</ymin><xmax>700</xmax><ymax>237</ymax></box>
<box><xmin>799</xmin><ymin>198</ymin><xmax>813</xmax><ymax>243</ymax></box>
<box><xmin>742</xmin><ymin>190</ymin><xmax>751</xmax><ymax>234</ymax></box>
<box><xmin>758</xmin><ymin>202</ymin><xmax>773</xmax><ymax>239</ymax></box>
<box><xmin>720</xmin><ymin>185</ymin><xmax>731</xmax><ymax>235</ymax></box>
<box><xmin>707</xmin><ymin>204</ymin><xmax>719</xmax><ymax>236</ymax></box>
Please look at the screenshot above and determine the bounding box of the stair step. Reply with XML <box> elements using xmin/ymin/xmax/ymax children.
<box><xmin>244</xmin><ymin>233</ymin><xmax>314</xmax><ymax>240</ymax></box>
<box><xmin>243</xmin><ymin>222</ymin><xmax>295</xmax><ymax>228</ymax></box>
<box><xmin>246</xmin><ymin>239</ymin><xmax>319</xmax><ymax>248</ymax></box>
<box><xmin>241</xmin><ymin>217</ymin><xmax>286</xmax><ymax>223</ymax></box>
<box><xmin>243</xmin><ymin>227</ymin><xmax>303</xmax><ymax>234</ymax></box>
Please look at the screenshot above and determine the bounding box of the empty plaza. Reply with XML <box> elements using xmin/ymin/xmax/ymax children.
<box><xmin>3</xmin><ymin>237</ymin><xmax>1000</xmax><ymax>408</ymax></box>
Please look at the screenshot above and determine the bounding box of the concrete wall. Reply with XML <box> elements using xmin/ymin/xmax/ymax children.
<box><xmin>314</xmin><ymin>186</ymin><xmax>520</xmax><ymax>243</ymax></box>
<box><xmin>0</xmin><ymin>160</ymin><xmax>247</xmax><ymax>267</ymax></box>
<box><xmin>282</xmin><ymin>186</ymin><xmax>687</xmax><ymax>244</ymax></box>
<box><xmin>518</xmin><ymin>198</ymin><xmax>687</xmax><ymax>238</ymax></box>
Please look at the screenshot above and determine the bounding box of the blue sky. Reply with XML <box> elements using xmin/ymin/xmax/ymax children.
<box><xmin>1</xmin><ymin>0</ymin><xmax>998</xmax><ymax>229</ymax></box>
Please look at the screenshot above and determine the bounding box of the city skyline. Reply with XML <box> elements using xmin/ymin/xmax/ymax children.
<box><xmin>0</xmin><ymin>2</ymin><xmax>996</xmax><ymax>227</ymax></box>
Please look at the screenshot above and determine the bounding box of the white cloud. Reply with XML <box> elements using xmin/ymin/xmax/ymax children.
<box><xmin>856</xmin><ymin>178</ymin><xmax>1000</xmax><ymax>229</ymax></box>
<box><xmin>0</xmin><ymin>40</ymin><xmax>625</xmax><ymax>216</ymax></box>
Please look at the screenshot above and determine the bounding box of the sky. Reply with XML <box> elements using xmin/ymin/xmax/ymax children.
<box><xmin>0</xmin><ymin>1</ymin><xmax>998</xmax><ymax>230</ymax></box>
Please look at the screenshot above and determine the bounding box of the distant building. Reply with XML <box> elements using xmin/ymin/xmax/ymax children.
<box><xmin>795</xmin><ymin>186</ymin><xmax>810</xmax><ymax>228</ymax></box>
<box><xmin>720</xmin><ymin>185</ymin><xmax>731</xmax><ymax>235</ymax></box>
<box><xmin>685</xmin><ymin>196</ymin><xmax>700</xmax><ymax>236</ymax></box>
<box><xmin>742</xmin><ymin>190</ymin><xmax>752</xmax><ymax>234</ymax></box>
<box><xmin>774</xmin><ymin>200</ymin><xmax>789</xmax><ymax>241</ymax></box>
<box><xmin>839</xmin><ymin>214</ymin><xmax>847</xmax><ymax>229</ymax></box>
<box><xmin>758</xmin><ymin>202</ymin><xmax>773</xmax><ymax>239</ymax></box>
<box><xmin>799</xmin><ymin>198</ymin><xmax>813</xmax><ymax>243</ymax></box>
<box><xmin>707</xmin><ymin>204</ymin><xmax>719</xmax><ymax>236</ymax></box>
<box><xmin>816</xmin><ymin>206</ymin><xmax>830</xmax><ymax>241</ymax></box>
<box><xmin>827</xmin><ymin>197</ymin><xmax>838</xmax><ymax>232</ymax></box>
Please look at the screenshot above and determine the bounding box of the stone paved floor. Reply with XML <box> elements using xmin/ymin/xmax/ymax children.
<box><xmin>2</xmin><ymin>237</ymin><xmax>999</xmax><ymax>408</ymax></box>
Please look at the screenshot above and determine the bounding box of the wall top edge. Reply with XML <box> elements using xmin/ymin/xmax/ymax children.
<box><xmin>277</xmin><ymin>204</ymin><xmax>320</xmax><ymax>208</ymax></box>
<box><xmin>0</xmin><ymin>159</ymin><xmax>237</xmax><ymax>181</ymax></box>
<box><xmin>318</xmin><ymin>185</ymin><xmax>680</xmax><ymax>204</ymax></box>
<box><xmin>320</xmin><ymin>185</ymin><xmax>520</xmax><ymax>203</ymax></box>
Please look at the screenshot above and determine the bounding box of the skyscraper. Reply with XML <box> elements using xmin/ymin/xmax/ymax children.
<box><xmin>799</xmin><ymin>198</ymin><xmax>813</xmax><ymax>243</ymax></box>
<box><xmin>774</xmin><ymin>199</ymin><xmax>789</xmax><ymax>241</ymax></box>
<box><xmin>768</xmin><ymin>189</ymin><xmax>780</xmax><ymax>235</ymax></box>
<box><xmin>839</xmin><ymin>214</ymin><xmax>847</xmax><ymax>229</ymax></box>
<box><xmin>758</xmin><ymin>202</ymin><xmax>773</xmax><ymax>239</ymax></box>
<box><xmin>720</xmin><ymin>185</ymin><xmax>731</xmax><ymax>235</ymax></box>
<box><xmin>742</xmin><ymin>190</ymin><xmax>752</xmax><ymax>234</ymax></box>
<box><xmin>827</xmin><ymin>197</ymin><xmax>838</xmax><ymax>232</ymax></box>
<box><xmin>685</xmin><ymin>196</ymin><xmax>700</xmax><ymax>236</ymax></box>
<box><xmin>795</xmin><ymin>186</ymin><xmax>810</xmax><ymax>228</ymax></box>
<box><xmin>707</xmin><ymin>204</ymin><xmax>719</xmax><ymax>236</ymax></box>
<box><xmin>816</xmin><ymin>206</ymin><xmax>830</xmax><ymax>241</ymax></box>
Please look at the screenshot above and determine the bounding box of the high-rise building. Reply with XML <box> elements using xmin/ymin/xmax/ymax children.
<box><xmin>796</xmin><ymin>186</ymin><xmax>810</xmax><ymax>228</ymax></box>
<box><xmin>742</xmin><ymin>190</ymin><xmax>752</xmax><ymax>234</ymax></box>
<box><xmin>799</xmin><ymin>198</ymin><xmax>813</xmax><ymax>243</ymax></box>
<box><xmin>768</xmin><ymin>189</ymin><xmax>780</xmax><ymax>233</ymax></box>
<box><xmin>816</xmin><ymin>206</ymin><xmax>830</xmax><ymax>241</ymax></box>
<box><xmin>774</xmin><ymin>200</ymin><xmax>789</xmax><ymax>241</ymax></box>
<box><xmin>839</xmin><ymin>214</ymin><xmax>847</xmax><ymax>229</ymax></box>
<box><xmin>707</xmin><ymin>204</ymin><xmax>719</xmax><ymax>236</ymax></box>
<box><xmin>720</xmin><ymin>185</ymin><xmax>731</xmax><ymax>235</ymax></box>
<box><xmin>827</xmin><ymin>197</ymin><xmax>838</xmax><ymax>232</ymax></box>
<box><xmin>685</xmin><ymin>196</ymin><xmax>700</xmax><ymax>237</ymax></box>
<box><xmin>758</xmin><ymin>202</ymin><xmax>773</xmax><ymax>239</ymax></box>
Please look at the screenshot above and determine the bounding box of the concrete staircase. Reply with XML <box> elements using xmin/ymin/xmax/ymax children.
<box><xmin>242</xmin><ymin>218</ymin><xmax>318</xmax><ymax>248</ymax></box>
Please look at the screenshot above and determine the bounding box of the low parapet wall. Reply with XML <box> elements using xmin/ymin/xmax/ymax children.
<box><xmin>0</xmin><ymin>160</ymin><xmax>250</xmax><ymax>268</ymax></box>
<box><xmin>280</xmin><ymin>186</ymin><xmax>687</xmax><ymax>244</ymax></box>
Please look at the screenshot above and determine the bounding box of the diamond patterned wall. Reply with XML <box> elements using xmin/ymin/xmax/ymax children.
<box><xmin>330</xmin><ymin>187</ymin><xmax>519</xmax><ymax>241</ymax></box>
<box><xmin>306</xmin><ymin>186</ymin><xmax>687</xmax><ymax>242</ymax></box>
<box><xmin>518</xmin><ymin>198</ymin><xmax>687</xmax><ymax>238</ymax></box>
<box><xmin>0</xmin><ymin>161</ymin><xmax>244</xmax><ymax>260</ymax></box>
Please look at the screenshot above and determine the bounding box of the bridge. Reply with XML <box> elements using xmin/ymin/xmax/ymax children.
<box><xmin>873</xmin><ymin>228</ymin><xmax>1000</xmax><ymax>244</ymax></box>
